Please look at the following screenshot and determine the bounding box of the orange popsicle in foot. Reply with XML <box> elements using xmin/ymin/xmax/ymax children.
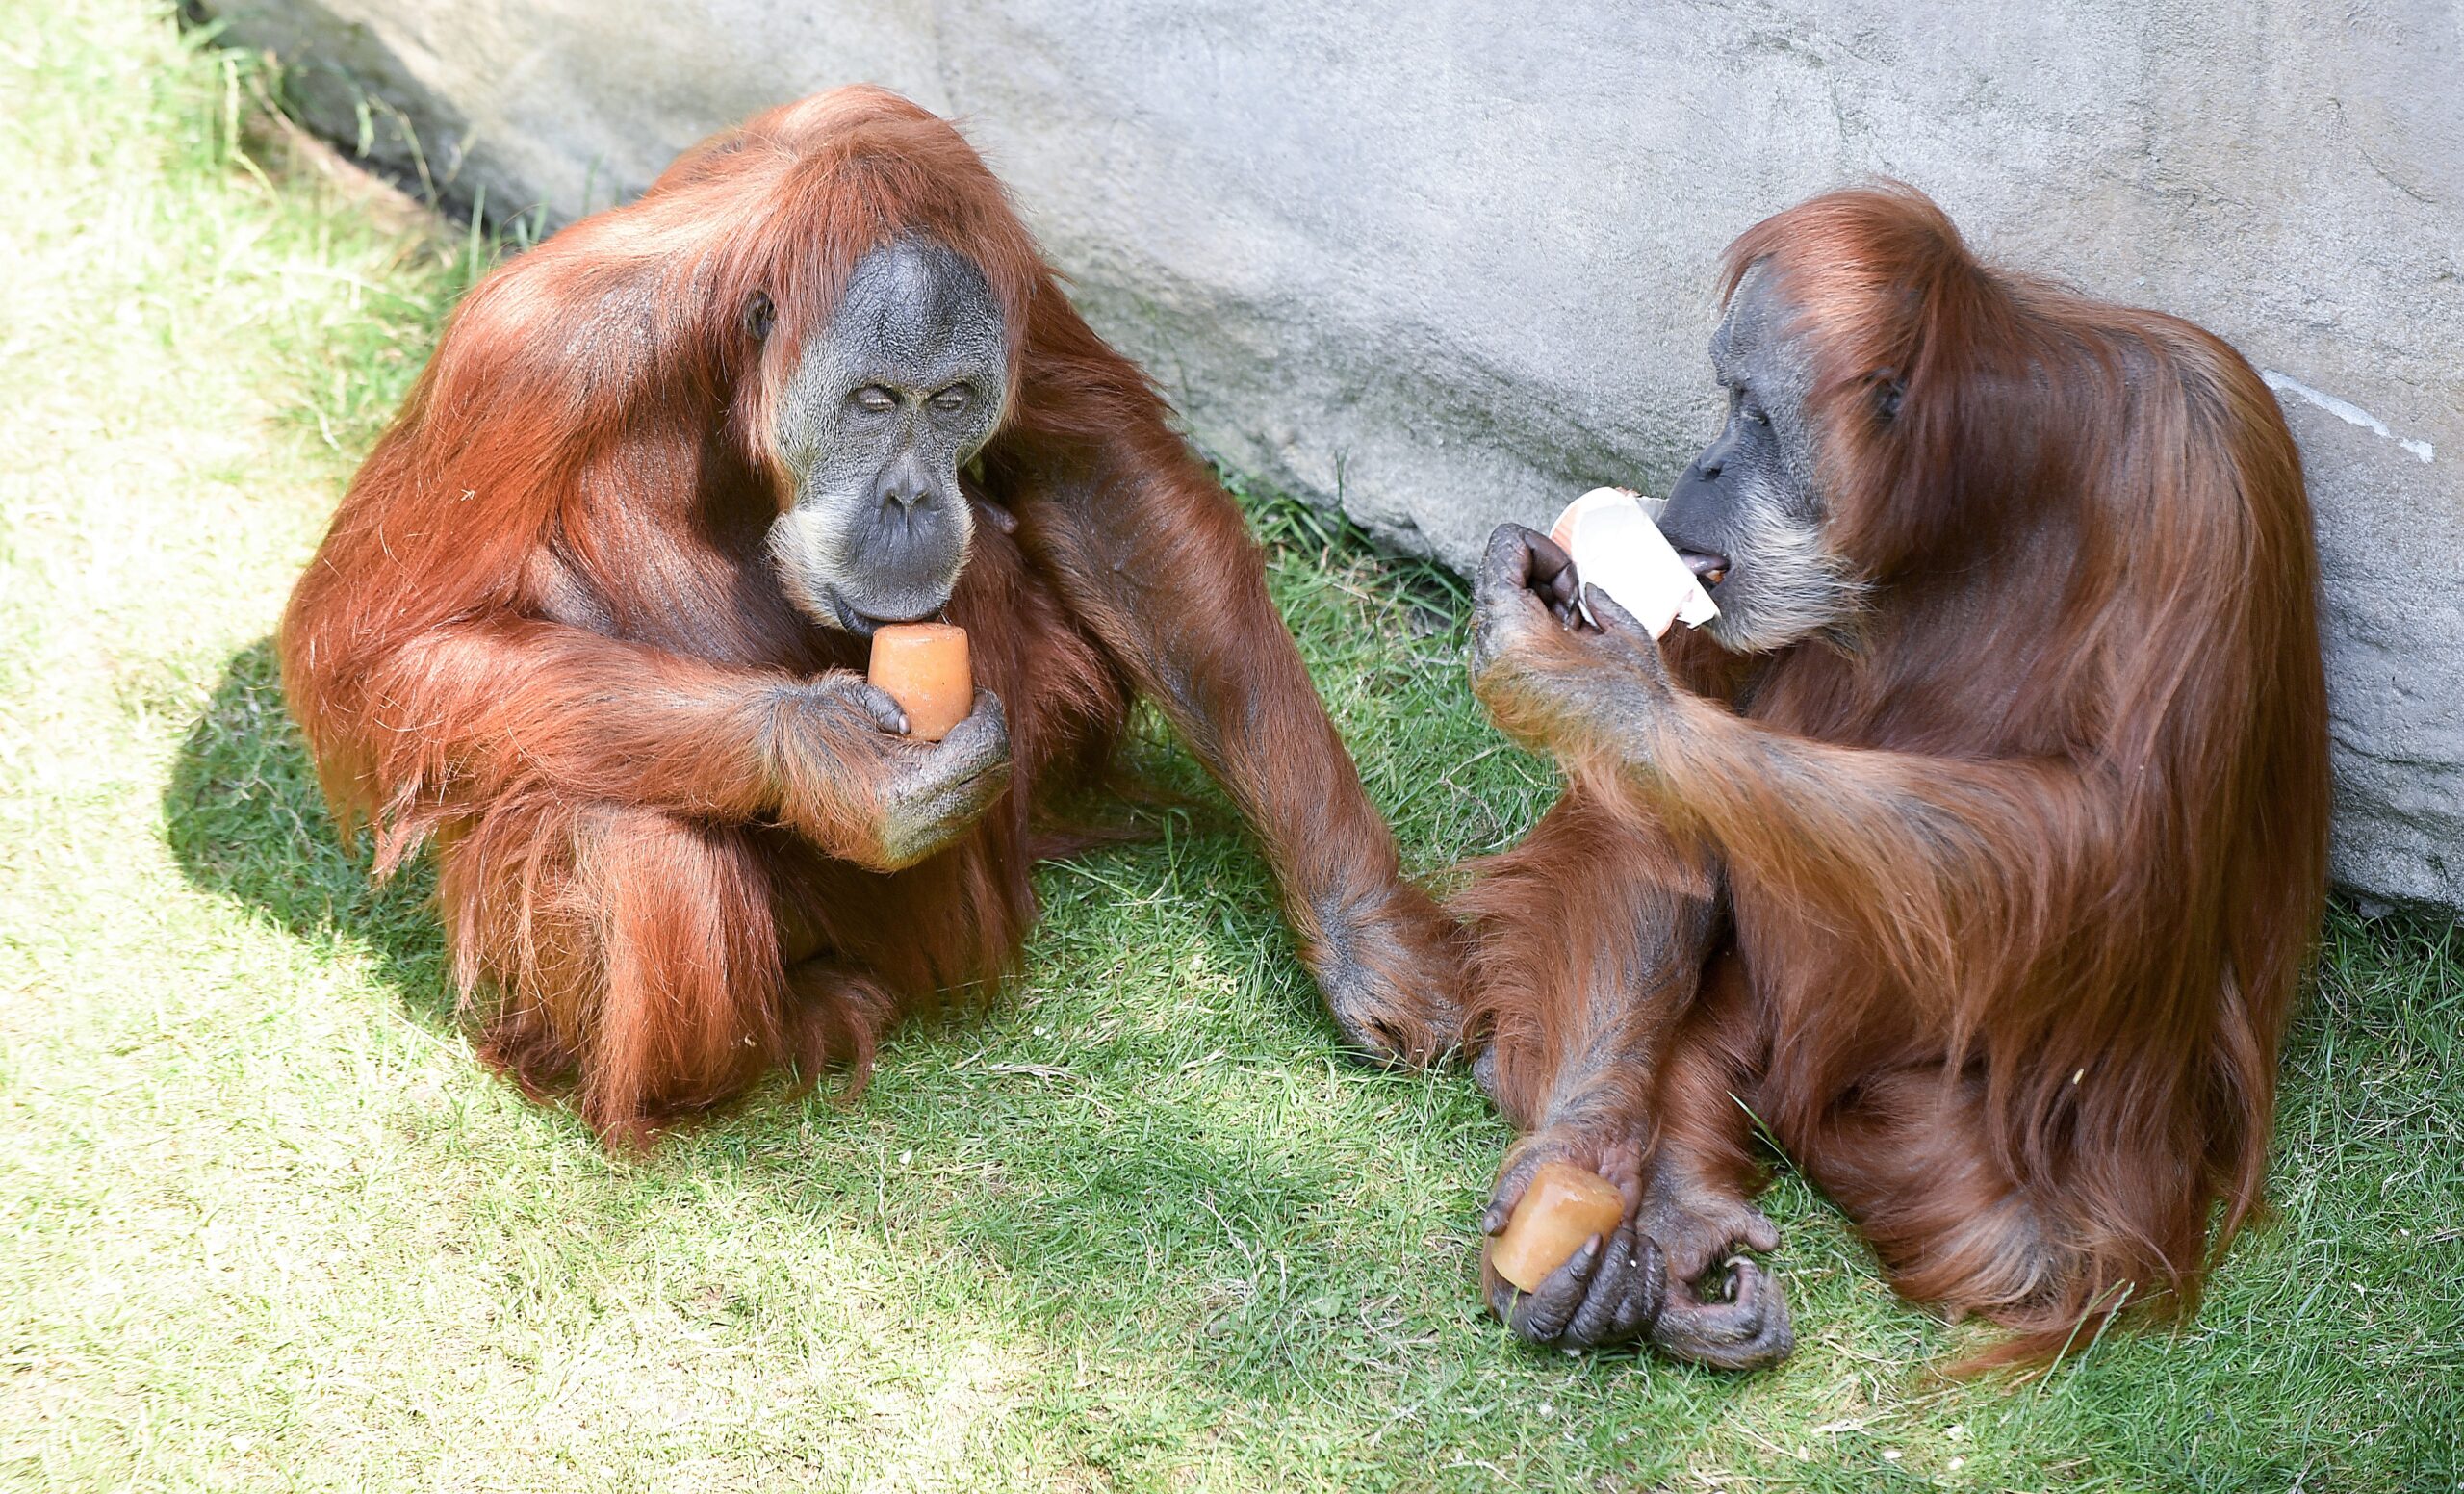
<box><xmin>867</xmin><ymin>622</ymin><xmax>971</xmax><ymax>742</ymax></box>
<box><xmin>1489</xmin><ymin>1160</ymin><xmax>1628</xmax><ymax>1292</ymax></box>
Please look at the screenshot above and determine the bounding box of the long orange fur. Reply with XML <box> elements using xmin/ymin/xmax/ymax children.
<box><xmin>281</xmin><ymin>89</ymin><xmax>1457</xmax><ymax>1146</ymax></box>
<box><xmin>1460</xmin><ymin>185</ymin><xmax>2329</xmax><ymax>1365</ymax></box>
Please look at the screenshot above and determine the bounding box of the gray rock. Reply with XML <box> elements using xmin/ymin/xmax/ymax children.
<box><xmin>209</xmin><ymin>0</ymin><xmax>2464</xmax><ymax>914</ymax></box>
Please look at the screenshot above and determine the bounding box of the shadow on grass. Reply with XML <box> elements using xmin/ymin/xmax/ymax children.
<box><xmin>153</xmin><ymin>635</ymin><xmax>2464</xmax><ymax>1481</ymax></box>
<box><xmin>163</xmin><ymin>635</ymin><xmax>455</xmax><ymax>1028</ymax></box>
<box><xmin>157</xmin><ymin>638</ymin><xmax>1447</xmax><ymax>1404</ymax></box>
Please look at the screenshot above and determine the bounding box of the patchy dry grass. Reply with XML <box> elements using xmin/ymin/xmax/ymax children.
<box><xmin>1</xmin><ymin>3</ymin><xmax>2457</xmax><ymax>1488</ymax></box>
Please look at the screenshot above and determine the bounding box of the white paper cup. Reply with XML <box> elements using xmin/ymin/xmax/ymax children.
<box><xmin>1548</xmin><ymin>487</ymin><xmax>1718</xmax><ymax>638</ymax></box>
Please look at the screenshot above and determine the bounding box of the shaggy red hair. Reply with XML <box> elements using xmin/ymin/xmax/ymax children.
<box><xmin>1462</xmin><ymin>184</ymin><xmax>2328</xmax><ymax>1364</ymax></box>
<box><xmin>284</xmin><ymin>89</ymin><xmax>1458</xmax><ymax>1144</ymax></box>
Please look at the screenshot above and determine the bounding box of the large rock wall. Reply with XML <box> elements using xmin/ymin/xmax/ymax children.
<box><xmin>211</xmin><ymin>0</ymin><xmax>2464</xmax><ymax>914</ymax></box>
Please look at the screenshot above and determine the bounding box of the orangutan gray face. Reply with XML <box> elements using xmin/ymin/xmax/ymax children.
<box><xmin>1657</xmin><ymin>264</ymin><xmax>1868</xmax><ymax>653</ymax></box>
<box><xmin>765</xmin><ymin>238</ymin><xmax>1007</xmax><ymax>636</ymax></box>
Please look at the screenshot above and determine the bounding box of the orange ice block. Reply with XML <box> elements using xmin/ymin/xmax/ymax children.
<box><xmin>1489</xmin><ymin>1161</ymin><xmax>1627</xmax><ymax>1292</ymax></box>
<box><xmin>867</xmin><ymin>622</ymin><xmax>971</xmax><ymax>742</ymax></box>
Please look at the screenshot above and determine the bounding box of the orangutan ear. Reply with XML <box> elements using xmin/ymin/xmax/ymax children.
<box><xmin>1869</xmin><ymin>368</ymin><xmax>1904</xmax><ymax>423</ymax></box>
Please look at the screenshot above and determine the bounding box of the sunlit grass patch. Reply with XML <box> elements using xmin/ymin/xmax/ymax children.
<box><xmin>1</xmin><ymin>3</ymin><xmax>2457</xmax><ymax>1488</ymax></box>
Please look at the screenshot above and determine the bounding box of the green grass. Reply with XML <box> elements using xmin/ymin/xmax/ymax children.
<box><xmin>2</xmin><ymin>3</ymin><xmax>2459</xmax><ymax>1488</ymax></box>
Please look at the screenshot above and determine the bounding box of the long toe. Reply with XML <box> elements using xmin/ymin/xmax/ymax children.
<box><xmin>1561</xmin><ymin>1227</ymin><xmax>1663</xmax><ymax>1350</ymax></box>
<box><xmin>1649</xmin><ymin>1259</ymin><xmax>1794</xmax><ymax>1371</ymax></box>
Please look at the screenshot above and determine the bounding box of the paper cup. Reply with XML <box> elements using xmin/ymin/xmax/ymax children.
<box><xmin>1549</xmin><ymin>487</ymin><xmax>1718</xmax><ymax>638</ymax></box>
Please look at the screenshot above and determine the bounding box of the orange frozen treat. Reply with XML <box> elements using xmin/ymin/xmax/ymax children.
<box><xmin>1489</xmin><ymin>1161</ymin><xmax>1628</xmax><ymax>1293</ymax></box>
<box><xmin>866</xmin><ymin>622</ymin><xmax>971</xmax><ymax>742</ymax></box>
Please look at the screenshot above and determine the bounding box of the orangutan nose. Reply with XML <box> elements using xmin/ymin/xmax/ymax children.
<box><xmin>875</xmin><ymin>449</ymin><xmax>937</xmax><ymax>515</ymax></box>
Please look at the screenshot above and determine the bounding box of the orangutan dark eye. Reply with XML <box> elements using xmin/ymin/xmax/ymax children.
<box><xmin>930</xmin><ymin>384</ymin><xmax>972</xmax><ymax>413</ymax></box>
<box><xmin>746</xmin><ymin>293</ymin><xmax>775</xmax><ymax>342</ymax></box>
<box><xmin>852</xmin><ymin>386</ymin><xmax>897</xmax><ymax>413</ymax></box>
